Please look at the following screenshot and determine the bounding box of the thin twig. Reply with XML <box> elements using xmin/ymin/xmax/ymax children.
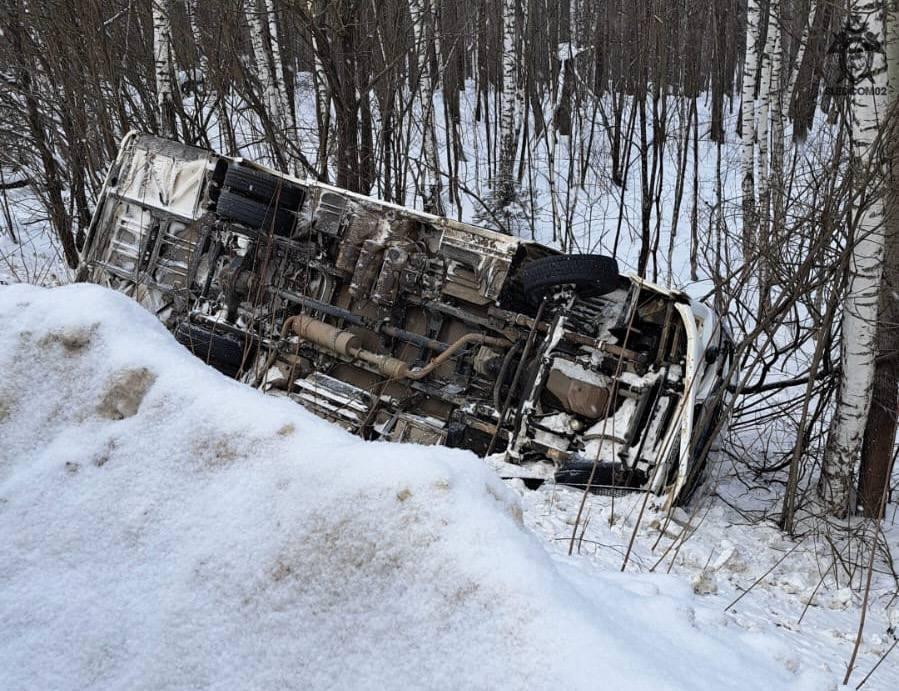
<box><xmin>724</xmin><ymin>539</ymin><xmax>805</xmax><ymax>612</ymax></box>
<box><xmin>855</xmin><ymin>638</ymin><xmax>898</xmax><ymax>690</ymax></box>
<box><xmin>798</xmin><ymin>563</ymin><xmax>831</xmax><ymax>625</ymax></box>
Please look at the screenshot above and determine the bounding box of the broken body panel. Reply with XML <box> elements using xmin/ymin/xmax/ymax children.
<box><xmin>80</xmin><ymin>134</ymin><xmax>733</xmax><ymax>503</ymax></box>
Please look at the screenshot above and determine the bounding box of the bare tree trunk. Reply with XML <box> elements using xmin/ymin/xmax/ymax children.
<box><xmin>820</xmin><ymin>0</ymin><xmax>890</xmax><ymax>516</ymax></box>
<box><xmin>756</xmin><ymin>0</ymin><xmax>780</xmax><ymax>305</ymax></box>
<box><xmin>859</xmin><ymin>210</ymin><xmax>899</xmax><ymax>517</ymax></box>
<box><xmin>668</xmin><ymin>97</ymin><xmax>695</xmax><ymax>285</ymax></box>
<box><xmin>690</xmin><ymin>97</ymin><xmax>699</xmax><ymax>281</ymax></box>
<box><xmin>187</xmin><ymin>0</ymin><xmax>208</xmax><ymax>79</ymax></box>
<box><xmin>554</xmin><ymin>0</ymin><xmax>574</xmax><ymax>136</ymax></box>
<box><xmin>333</xmin><ymin>10</ymin><xmax>362</xmax><ymax>192</ymax></box>
<box><xmin>768</xmin><ymin>0</ymin><xmax>787</xmax><ymax>302</ymax></box>
<box><xmin>308</xmin><ymin>0</ymin><xmax>331</xmax><ymax>180</ymax></box>
<box><xmin>497</xmin><ymin>0</ymin><xmax>521</xmax><ymax>215</ymax></box>
<box><xmin>410</xmin><ymin>0</ymin><xmax>442</xmax><ymax>213</ymax></box>
<box><xmin>786</xmin><ymin>0</ymin><xmax>815</xmax><ymax>110</ymax></box>
<box><xmin>245</xmin><ymin>0</ymin><xmax>281</xmax><ymax>155</ymax></box>
<box><xmin>638</xmin><ymin>93</ymin><xmax>651</xmax><ymax>276</ymax></box>
<box><xmin>790</xmin><ymin>0</ymin><xmax>833</xmax><ymax>140</ymax></box>
<box><xmin>741</xmin><ymin>0</ymin><xmax>760</xmax><ymax>254</ymax></box>
<box><xmin>265</xmin><ymin>0</ymin><xmax>293</xmax><ymax>138</ymax></box>
<box><xmin>859</xmin><ymin>0</ymin><xmax>899</xmax><ymax>517</ymax></box>
<box><xmin>152</xmin><ymin>0</ymin><xmax>176</xmax><ymax>139</ymax></box>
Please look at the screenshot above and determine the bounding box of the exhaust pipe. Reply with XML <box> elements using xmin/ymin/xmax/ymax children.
<box><xmin>285</xmin><ymin>315</ymin><xmax>509</xmax><ymax>381</ymax></box>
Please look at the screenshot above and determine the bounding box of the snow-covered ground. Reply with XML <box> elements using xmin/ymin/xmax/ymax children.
<box><xmin>1</xmin><ymin>283</ymin><xmax>895</xmax><ymax>690</ymax></box>
<box><xmin>521</xmin><ymin>486</ymin><xmax>899</xmax><ymax>690</ymax></box>
<box><xmin>0</xmin><ymin>286</ymin><xmax>884</xmax><ymax>689</ymax></box>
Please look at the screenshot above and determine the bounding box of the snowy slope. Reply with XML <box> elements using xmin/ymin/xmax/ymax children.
<box><xmin>0</xmin><ymin>284</ymin><xmax>833</xmax><ymax>691</ymax></box>
<box><xmin>519</xmin><ymin>484</ymin><xmax>899</xmax><ymax>691</ymax></box>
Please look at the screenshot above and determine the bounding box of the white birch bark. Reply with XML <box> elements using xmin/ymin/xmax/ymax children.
<box><xmin>741</xmin><ymin>0</ymin><xmax>761</xmax><ymax>253</ymax></box>
<box><xmin>245</xmin><ymin>0</ymin><xmax>280</xmax><ymax>131</ymax></box>
<box><xmin>152</xmin><ymin>0</ymin><xmax>175</xmax><ymax>139</ymax></box>
<box><xmin>756</xmin><ymin>0</ymin><xmax>779</xmax><ymax>228</ymax></box>
<box><xmin>755</xmin><ymin>0</ymin><xmax>781</xmax><ymax>303</ymax></box>
<box><xmin>498</xmin><ymin>0</ymin><xmax>521</xmax><ymax>208</ymax></box>
<box><xmin>856</xmin><ymin>0</ymin><xmax>899</xmax><ymax>515</ymax></box>
<box><xmin>409</xmin><ymin>0</ymin><xmax>441</xmax><ymax>212</ymax></box>
<box><xmin>264</xmin><ymin>0</ymin><xmax>293</xmax><ymax>134</ymax></box>
<box><xmin>769</xmin><ymin>0</ymin><xmax>786</xmax><ymax>272</ymax></box>
<box><xmin>518</xmin><ymin>2</ymin><xmax>528</xmax><ymax>126</ymax></box>
<box><xmin>820</xmin><ymin>0</ymin><xmax>891</xmax><ymax>515</ymax></box>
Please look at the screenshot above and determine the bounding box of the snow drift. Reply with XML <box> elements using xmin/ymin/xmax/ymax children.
<box><xmin>0</xmin><ymin>285</ymin><xmax>827</xmax><ymax>690</ymax></box>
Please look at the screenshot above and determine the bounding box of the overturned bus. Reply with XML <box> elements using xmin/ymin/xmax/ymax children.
<box><xmin>79</xmin><ymin>133</ymin><xmax>734</xmax><ymax>504</ymax></box>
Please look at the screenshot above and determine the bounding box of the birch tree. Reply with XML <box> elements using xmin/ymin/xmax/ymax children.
<box><xmin>497</xmin><ymin>0</ymin><xmax>523</xmax><ymax>215</ymax></box>
<box><xmin>245</xmin><ymin>0</ymin><xmax>280</xmax><ymax>132</ymax></box>
<box><xmin>755</xmin><ymin>0</ymin><xmax>781</xmax><ymax>302</ymax></box>
<box><xmin>245</xmin><ymin>0</ymin><xmax>292</xmax><ymax>167</ymax></box>
<box><xmin>768</xmin><ymin>0</ymin><xmax>787</xmax><ymax>285</ymax></box>
<box><xmin>741</xmin><ymin>0</ymin><xmax>761</xmax><ymax>252</ymax></box>
<box><xmin>308</xmin><ymin>0</ymin><xmax>331</xmax><ymax>178</ymax></box>
<box><xmin>152</xmin><ymin>0</ymin><xmax>176</xmax><ymax>139</ymax></box>
<box><xmin>740</xmin><ymin>0</ymin><xmax>760</xmax><ymax>254</ymax></box>
<box><xmin>264</xmin><ymin>0</ymin><xmax>293</xmax><ymax>135</ymax></box>
<box><xmin>858</xmin><ymin>0</ymin><xmax>899</xmax><ymax>516</ymax></box>
<box><xmin>819</xmin><ymin>0</ymin><xmax>890</xmax><ymax>516</ymax></box>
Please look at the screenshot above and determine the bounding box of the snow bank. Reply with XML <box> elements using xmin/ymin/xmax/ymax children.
<box><xmin>0</xmin><ymin>285</ymin><xmax>827</xmax><ymax>690</ymax></box>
